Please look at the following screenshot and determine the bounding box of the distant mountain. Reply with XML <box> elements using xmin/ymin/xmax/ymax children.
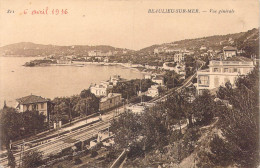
<box><xmin>1</xmin><ymin>28</ymin><xmax>258</xmax><ymax>58</ymax></box>
<box><xmin>0</xmin><ymin>42</ymin><xmax>133</xmax><ymax>57</ymax></box>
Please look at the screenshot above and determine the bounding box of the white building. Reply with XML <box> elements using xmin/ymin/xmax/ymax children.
<box><xmin>144</xmin><ymin>74</ymin><xmax>152</xmax><ymax>79</ymax></box>
<box><xmin>196</xmin><ymin>59</ymin><xmax>254</xmax><ymax>95</ymax></box>
<box><xmin>200</xmin><ymin>46</ymin><xmax>207</xmax><ymax>51</ymax></box>
<box><xmin>174</xmin><ymin>53</ymin><xmax>184</xmax><ymax>63</ymax></box>
<box><xmin>90</xmin><ymin>82</ymin><xmax>113</xmax><ymax>97</ymax></box>
<box><xmin>146</xmin><ymin>85</ymin><xmax>159</xmax><ymax>97</ymax></box>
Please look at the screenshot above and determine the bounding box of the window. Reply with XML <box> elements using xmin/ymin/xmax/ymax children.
<box><xmin>41</xmin><ymin>103</ymin><xmax>44</xmax><ymax>109</ymax></box>
<box><xmin>213</xmin><ymin>68</ymin><xmax>219</xmax><ymax>72</ymax></box>
<box><xmin>224</xmin><ymin>68</ymin><xmax>229</xmax><ymax>73</ymax></box>
<box><xmin>32</xmin><ymin>105</ymin><xmax>36</xmax><ymax>110</ymax></box>
<box><xmin>198</xmin><ymin>75</ymin><xmax>209</xmax><ymax>86</ymax></box>
<box><xmin>233</xmin><ymin>68</ymin><xmax>238</xmax><ymax>72</ymax></box>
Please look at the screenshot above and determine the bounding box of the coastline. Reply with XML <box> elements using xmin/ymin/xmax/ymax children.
<box><xmin>31</xmin><ymin>61</ymin><xmax>154</xmax><ymax>75</ymax></box>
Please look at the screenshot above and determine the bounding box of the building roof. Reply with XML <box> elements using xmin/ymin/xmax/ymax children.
<box><xmin>100</xmin><ymin>93</ymin><xmax>122</xmax><ymax>102</ymax></box>
<box><xmin>226</xmin><ymin>56</ymin><xmax>252</xmax><ymax>62</ymax></box>
<box><xmin>223</xmin><ymin>46</ymin><xmax>237</xmax><ymax>51</ymax></box>
<box><xmin>16</xmin><ymin>95</ymin><xmax>49</xmax><ymax>105</ymax></box>
<box><xmin>152</xmin><ymin>76</ymin><xmax>164</xmax><ymax>80</ymax></box>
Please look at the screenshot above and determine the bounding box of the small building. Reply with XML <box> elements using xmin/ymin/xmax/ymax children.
<box><xmin>99</xmin><ymin>93</ymin><xmax>122</xmax><ymax>111</ymax></box>
<box><xmin>16</xmin><ymin>95</ymin><xmax>52</xmax><ymax>122</ymax></box>
<box><xmin>90</xmin><ymin>83</ymin><xmax>113</xmax><ymax>97</ymax></box>
<box><xmin>174</xmin><ymin>53</ymin><xmax>184</xmax><ymax>63</ymax></box>
<box><xmin>223</xmin><ymin>46</ymin><xmax>237</xmax><ymax>59</ymax></box>
<box><xmin>146</xmin><ymin>85</ymin><xmax>159</xmax><ymax>97</ymax></box>
<box><xmin>144</xmin><ymin>74</ymin><xmax>152</xmax><ymax>79</ymax></box>
<box><xmin>126</xmin><ymin>104</ymin><xmax>146</xmax><ymax>114</ymax></box>
<box><xmin>154</xmin><ymin>47</ymin><xmax>165</xmax><ymax>54</ymax></box>
<box><xmin>109</xmin><ymin>75</ymin><xmax>122</xmax><ymax>86</ymax></box>
<box><xmin>200</xmin><ymin>46</ymin><xmax>207</xmax><ymax>51</ymax></box>
<box><xmin>196</xmin><ymin>58</ymin><xmax>254</xmax><ymax>95</ymax></box>
<box><xmin>152</xmin><ymin>76</ymin><xmax>164</xmax><ymax>85</ymax></box>
<box><xmin>163</xmin><ymin>62</ymin><xmax>176</xmax><ymax>71</ymax></box>
<box><xmin>57</xmin><ymin>59</ymin><xmax>72</xmax><ymax>64</ymax></box>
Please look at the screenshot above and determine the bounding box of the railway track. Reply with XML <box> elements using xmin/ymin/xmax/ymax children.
<box><xmin>0</xmin><ymin>113</ymin><xmax>118</xmax><ymax>167</ymax></box>
<box><xmin>0</xmin><ymin>64</ymin><xmax>203</xmax><ymax>167</ymax></box>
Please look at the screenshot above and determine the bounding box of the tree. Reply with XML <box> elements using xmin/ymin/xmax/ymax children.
<box><xmin>22</xmin><ymin>110</ymin><xmax>46</xmax><ymax>135</ymax></box>
<box><xmin>110</xmin><ymin>111</ymin><xmax>142</xmax><ymax>149</ymax></box>
<box><xmin>7</xmin><ymin>149</ymin><xmax>15</xmax><ymax>168</ymax></box>
<box><xmin>208</xmin><ymin>135</ymin><xmax>233</xmax><ymax>167</ymax></box>
<box><xmin>141</xmin><ymin>106</ymin><xmax>169</xmax><ymax>151</ymax></box>
<box><xmin>192</xmin><ymin>90</ymin><xmax>215</xmax><ymax>125</ymax></box>
<box><xmin>22</xmin><ymin>150</ymin><xmax>44</xmax><ymax>168</ymax></box>
<box><xmin>0</xmin><ymin>107</ymin><xmax>22</xmax><ymax>147</ymax></box>
<box><xmin>215</xmin><ymin>67</ymin><xmax>259</xmax><ymax>167</ymax></box>
<box><xmin>164</xmin><ymin>93</ymin><xmax>186</xmax><ymax>131</ymax></box>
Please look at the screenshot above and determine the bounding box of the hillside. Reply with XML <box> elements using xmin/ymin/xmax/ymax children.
<box><xmin>0</xmin><ymin>42</ymin><xmax>132</xmax><ymax>57</ymax></box>
<box><xmin>139</xmin><ymin>28</ymin><xmax>259</xmax><ymax>57</ymax></box>
<box><xmin>1</xmin><ymin>28</ymin><xmax>258</xmax><ymax>58</ymax></box>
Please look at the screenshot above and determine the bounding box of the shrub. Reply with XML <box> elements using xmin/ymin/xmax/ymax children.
<box><xmin>74</xmin><ymin>156</ymin><xmax>82</xmax><ymax>165</ymax></box>
<box><xmin>90</xmin><ymin>150</ymin><xmax>98</xmax><ymax>158</ymax></box>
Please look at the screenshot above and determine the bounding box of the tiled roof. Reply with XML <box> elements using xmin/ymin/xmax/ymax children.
<box><xmin>16</xmin><ymin>95</ymin><xmax>49</xmax><ymax>105</ymax></box>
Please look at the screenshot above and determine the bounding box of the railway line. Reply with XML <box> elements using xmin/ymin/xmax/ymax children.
<box><xmin>0</xmin><ymin>64</ymin><xmax>203</xmax><ymax>167</ymax></box>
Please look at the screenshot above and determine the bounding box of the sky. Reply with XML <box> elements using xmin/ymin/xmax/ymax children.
<box><xmin>0</xmin><ymin>0</ymin><xmax>259</xmax><ymax>50</ymax></box>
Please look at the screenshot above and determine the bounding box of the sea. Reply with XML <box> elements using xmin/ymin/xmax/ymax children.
<box><xmin>0</xmin><ymin>57</ymin><xmax>144</xmax><ymax>108</ymax></box>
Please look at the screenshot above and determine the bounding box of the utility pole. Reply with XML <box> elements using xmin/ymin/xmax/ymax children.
<box><xmin>19</xmin><ymin>140</ymin><xmax>25</xmax><ymax>167</ymax></box>
<box><xmin>140</xmin><ymin>79</ymin><xmax>143</xmax><ymax>104</ymax></box>
<box><xmin>69</xmin><ymin>100</ymin><xmax>72</xmax><ymax>124</ymax></box>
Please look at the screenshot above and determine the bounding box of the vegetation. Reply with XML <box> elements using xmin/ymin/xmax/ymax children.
<box><xmin>51</xmin><ymin>89</ymin><xmax>99</xmax><ymax>124</ymax></box>
<box><xmin>22</xmin><ymin>150</ymin><xmax>44</xmax><ymax>168</ymax></box>
<box><xmin>24</xmin><ymin>59</ymin><xmax>56</xmax><ymax>67</ymax></box>
<box><xmin>0</xmin><ymin>107</ymin><xmax>46</xmax><ymax>148</ymax></box>
<box><xmin>110</xmin><ymin>66</ymin><xmax>259</xmax><ymax>167</ymax></box>
<box><xmin>213</xmin><ymin>66</ymin><xmax>259</xmax><ymax>168</ymax></box>
<box><xmin>112</xmin><ymin>79</ymin><xmax>153</xmax><ymax>101</ymax></box>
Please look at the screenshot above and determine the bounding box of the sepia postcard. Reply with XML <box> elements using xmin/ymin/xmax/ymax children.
<box><xmin>0</xmin><ymin>0</ymin><xmax>259</xmax><ymax>167</ymax></box>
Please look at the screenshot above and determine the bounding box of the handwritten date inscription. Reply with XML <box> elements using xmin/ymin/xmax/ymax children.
<box><xmin>24</xmin><ymin>7</ymin><xmax>68</xmax><ymax>15</ymax></box>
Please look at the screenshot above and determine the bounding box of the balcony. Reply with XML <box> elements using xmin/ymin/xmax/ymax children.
<box><xmin>210</xmin><ymin>60</ymin><xmax>253</xmax><ymax>66</ymax></box>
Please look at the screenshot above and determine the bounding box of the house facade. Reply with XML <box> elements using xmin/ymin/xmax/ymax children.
<box><xmin>196</xmin><ymin>59</ymin><xmax>254</xmax><ymax>95</ymax></box>
<box><xmin>174</xmin><ymin>53</ymin><xmax>184</xmax><ymax>63</ymax></box>
<box><xmin>90</xmin><ymin>83</ymin><xmax>113</xmax><ymax>97</ymax></box>
<box><xmin>99</xmin><ymin>93</ymin><xmax>122</xmax><ymax>111</ymax></box>
<box><xmin>16</xmin><ymin>95</ymin><xmax>52</xmax><ymax>122</ymax></box>
<box><xmin>146</xmin><ymin>85</ymin><xmax>159</xmax><ymax>97</ymax></box>
<box><xmin>223</xmin><ymin>46</ymin><xmax>237</xmax><ymax>59</ymax></box>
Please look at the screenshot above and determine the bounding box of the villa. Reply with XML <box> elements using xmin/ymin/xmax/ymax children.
<box><xmin>16</xmin><ymin>95</ymin><xmax>52</xmax><ymax>122</ymax></box>
<box><xmin>196</xmin><ymin>58</ymin><xmax>254</xmax><ymax>95</ymax></box>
